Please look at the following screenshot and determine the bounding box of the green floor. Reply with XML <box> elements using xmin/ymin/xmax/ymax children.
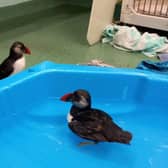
<box><xmin>0</xmin><ymin>0</ymin><xmax>157</xmax><ymax>69</ymax></box>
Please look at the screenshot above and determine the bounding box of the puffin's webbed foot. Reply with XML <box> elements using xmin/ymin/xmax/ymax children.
<box><xmin>78</xmin><ymin>141</ymin><xmax>98</xmax><ymax>147</ymax></box>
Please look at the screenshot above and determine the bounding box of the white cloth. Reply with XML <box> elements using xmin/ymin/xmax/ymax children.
<box><xmin>102</xmin><ymin>24</ymin><xmax>168</xmax><ymax>57</ymax></box>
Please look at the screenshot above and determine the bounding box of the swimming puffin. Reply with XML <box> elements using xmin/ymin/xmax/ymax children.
<box><xmin>61</xmin><ymin>89</ymin><xmax>132</xmax><ymax>145</ymax></box>
<box><xmin>0</xmin><ymin>41</ymin><xmax>31</xmax><ymax>80</ymax></box>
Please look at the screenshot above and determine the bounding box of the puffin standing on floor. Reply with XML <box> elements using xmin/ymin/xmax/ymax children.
<box><xmin>61</xmin><ymin>89</ymin><xmax>132</xmax><ymax>146</ymax></box>
<box><xmin>0</xmin><ymin>41</ymin><xmax>31</xmax><ymax>80</ymax></box>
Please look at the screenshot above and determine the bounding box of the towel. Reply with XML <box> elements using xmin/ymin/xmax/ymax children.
<box><xmin>136</xmin><ymin>60</ymin><xmax>168</xmax><ymax>74</ymax></box>
<box><xmin>102</xmin><ymin>24</ymin><xmax>168</xmax><ymax>57</ymax></box>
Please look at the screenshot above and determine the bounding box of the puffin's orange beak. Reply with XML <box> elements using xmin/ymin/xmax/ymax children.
<box><xmin>25</xmin><ymin>47</ymin><xmax>31</xmax><ymax>55</ymax></box>
<box><xmin>60</xmin><ymin>93</ymin><xmax>73</xmax><ymax>102</ymax></box>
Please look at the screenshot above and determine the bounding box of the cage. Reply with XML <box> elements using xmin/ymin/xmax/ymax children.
<box><xmin>87</xmin><ymin>0</ymin><xmax>168</xmax><ymax>45</ymax></box>
<box><xmin>120</xmin><ymin>0</ymin><xmax>168</xmax><ymax>31</ymax></box>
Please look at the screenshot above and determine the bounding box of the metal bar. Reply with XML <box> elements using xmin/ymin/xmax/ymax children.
<box><xmin>160</xmin><ymin>0</ymin><xmax>165</xmax><ymax>15</ymax></box>
<box><xmin>143</xmin><ymin>0</ymin><xmax>147</xmax><ymax>13</ymax></box>
<box><xmin>154</xmin><ymin>0</ymin><xmax>159</xmax><ymax>15</ymax></box>
<box><xmin>167</xmin><ymin>1</ymin><xmax>168</xmax><ymax>16</ymax></box>
<box><xmin>137</xmin><ymin>0</ymin><xmax>142</xmax><ymax>12</ymax></box>
<box><xmin>163</xmin><ymin>0</ymin><xmax>168</xmax><ymax>16</ymax></box>
<box><xmin>162</xmin><ymin>0</ymin><xmax>167</xmax><ymax>16</ymax></box>
<box><xmin>133</xmin><ymin>0</ymin><xmax>136</xmax><ymax>10</ymax></box>
<box><xmin>149</xmin><ymin>0</ymin><xmax>153</xmax><ymax>15</ymax></box>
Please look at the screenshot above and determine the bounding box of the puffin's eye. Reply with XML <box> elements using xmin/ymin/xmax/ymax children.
<box><xmin>73</xmin><ymin>93</ymin><xmax>81</xmax><ymax>101</ymax></box>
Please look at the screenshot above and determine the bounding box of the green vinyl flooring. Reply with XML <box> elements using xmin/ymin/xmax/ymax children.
<box><xmin>0</xmin><ymin>0</ymin><xmax>157</xmax><ymax>69</ymax></box>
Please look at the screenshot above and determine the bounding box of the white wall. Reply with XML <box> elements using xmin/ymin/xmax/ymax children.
<box><xmin>0</xmin><ymin>0</ymin><xmax>32</xmax><ymax>7</ymax></box>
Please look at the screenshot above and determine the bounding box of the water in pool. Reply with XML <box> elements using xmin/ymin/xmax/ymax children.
<box><xmin>0</xmin><ymin>98</ymin><xmax>167</xmax><ymax>168</ymax></box>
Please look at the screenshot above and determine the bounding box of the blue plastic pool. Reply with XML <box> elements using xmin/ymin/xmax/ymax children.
<box><xmin>0</xmin><ymin>61</ymin><xmax>168</xmax><ymax>168</ymax></box>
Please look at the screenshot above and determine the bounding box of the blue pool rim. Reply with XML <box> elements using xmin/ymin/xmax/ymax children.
<box><xmin>0</xmin><ymin>61</ymin><xmax>168</xmax><ymax>88</ymax></box>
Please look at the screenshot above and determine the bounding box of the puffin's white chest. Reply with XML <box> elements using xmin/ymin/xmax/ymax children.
<box><xmin>12</xmin><ymin>57</ymin><xmax>26</xmax><ymax>74</ymax></box>
<box><xmin>67</xmin><ymin>113</ymin><xmax>73</xmax><ymax>123</ymax></box>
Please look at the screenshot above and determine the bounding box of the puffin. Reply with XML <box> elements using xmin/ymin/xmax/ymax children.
<box><xmin>61</xmin><ymin>89</ymin><xmax>132</xmax><ymax>145</ymax></box>
<box><xmin>0</xmin><ymin>41</ymin><xmax>31</xmax><ymax>80</ymax></box>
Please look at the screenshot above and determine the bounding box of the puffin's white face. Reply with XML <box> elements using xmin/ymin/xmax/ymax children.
<box><xmin>73</xmin><ymin>95</ymin><xmax>89</xmax><ymax>109</ymax></box>
<box><xmin>14</xmin><ymin>44</ymin><xmax>24</xmax><ymax>55</ymax></box>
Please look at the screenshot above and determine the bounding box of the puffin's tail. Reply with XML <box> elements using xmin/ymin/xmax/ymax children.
<box><xmin>0</xmin><ymin>73</ymin><xmax>5</xmax><ymax>80</ymax></box>
<box><xmin>105</xmin><ymin>123</ymin><xmax>132</xmax><ymax>144</ymax></box>
<box><xmin>0</xmin><ymin>73</ymin><xmax>6</xmax><ymax>80</ymax></box>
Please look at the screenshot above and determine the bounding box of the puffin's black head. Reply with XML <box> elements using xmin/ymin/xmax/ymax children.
<box><xmin>10</xmin><ymin>41</ymin><xmax>31</xmax><ymax>57</ymax></box>
<box><xmin>60</xmin><ymin>89</ymin><xmax>91</xmax><ymax>109</ymax></box>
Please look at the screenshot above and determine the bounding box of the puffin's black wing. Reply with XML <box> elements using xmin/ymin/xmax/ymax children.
<box><xmin>69</xmin><ymin>109</ymin><xmax>114</xmax><ymax>142</ymax></box>
<box><xmin>69</xmin><ymin>109</ymin><xmax>132</xmax><ymax>144</ymax></box>
<box><xmin>0</xmin><ymin>59</ymin><xmax>14</xmax><ymax>79</ymax></box>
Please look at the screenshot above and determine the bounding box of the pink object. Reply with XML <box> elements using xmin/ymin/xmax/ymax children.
<box><xmin>158</xmin><ymin>53</ymin><xmax>168</xmax><ymax>62</ymax></box>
